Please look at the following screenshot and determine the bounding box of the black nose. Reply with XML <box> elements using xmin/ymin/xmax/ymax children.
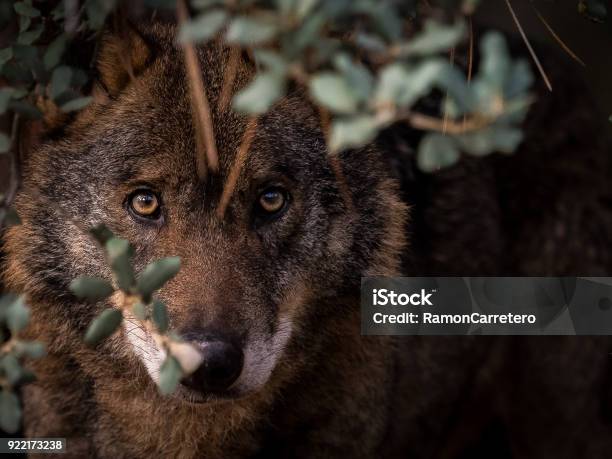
<box><xmin>181</xmin><ymin>338</ymin><xmax>244</xmax><ymax>393</ymax></box>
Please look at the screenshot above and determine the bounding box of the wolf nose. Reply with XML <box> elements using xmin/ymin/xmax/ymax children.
<box><xmin>181</xmin><ymin>338</ymin><xmax>244</xmax><ymax>392</ymax></box>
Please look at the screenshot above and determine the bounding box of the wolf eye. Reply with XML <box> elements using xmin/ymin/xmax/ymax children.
<box><xmin>257</xmin><ymin>188</ymin><xmax>287</xmax><ymax>215</ymax></box>
<box><xmin>128</xmin><ymin>190</ymin><xmax>161</xmax><ymax>219</ymax></box>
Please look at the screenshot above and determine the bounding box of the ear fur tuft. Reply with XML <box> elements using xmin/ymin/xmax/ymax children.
<box><xmin>96</xmin><ymin>23</ymin><xmax>153</xmax><ymax>97</ymax></box>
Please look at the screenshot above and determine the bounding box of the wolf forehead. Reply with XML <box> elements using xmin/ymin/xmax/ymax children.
<box><xmin>35</xmin><ymin>23</ymin><xmax>395</xmax><ymax>212</ymax></box>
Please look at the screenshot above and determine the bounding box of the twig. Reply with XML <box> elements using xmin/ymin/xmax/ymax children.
<box><xmin>318</xmin><ymin>106</ymin><xmax>354</xmax><ymax>213</ymax></box>
<box><xmin>176</xmin><ymin>0</ymin><xmax>219</xmax><ymax>177</ymax></box>
<box><xmin>218</xmin><ymin>46</ymin><xmax>241</xmax><ymax>113</ymax></box>
<box><xmin>505</xmin><ymin>0</ymin><xmax>553</xmax><ymax>92</ymax></box>
<box><xmin>406</xmin><ymin>97</ymin><xmax>534</xmax><ymax>135</ymax></box>
<box><xmin>216</xmin><ymin>117</ymin><xmax>259</xmax><ymax>219</ymax></box>
<box><xmin>533</xmin><ymin>7</ymin><xmax>585</xmax><ymax>67</ymax></box>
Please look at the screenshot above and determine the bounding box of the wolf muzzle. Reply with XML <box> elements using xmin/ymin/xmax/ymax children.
<box><xmin>179</xmin><ymin>329</ymin><xmax>244</xmax><ymax>393</ymax></box>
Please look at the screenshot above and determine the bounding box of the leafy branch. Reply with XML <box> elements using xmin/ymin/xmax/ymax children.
<box><xmin>69</xmin><ymin>225</ymin><xmax>203</xmax><ymax>395</ymax></box>
<box><xmin>0</xmin><ymin>295</ymin><xmax>46</xmax><ymax>433</ymax></box>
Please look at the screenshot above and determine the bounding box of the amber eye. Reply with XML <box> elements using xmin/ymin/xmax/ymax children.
<box><xmin>129</xmin><ymin>190</ymin><xmax>161</xmax><ymax>219</ymax></box>
<box><xmin>258</xmin><ymin>188</ymin><xmax>286</xmax><ymax>214</ymax></box>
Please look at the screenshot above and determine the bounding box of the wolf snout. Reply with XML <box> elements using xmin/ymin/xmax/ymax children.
<box><xmin>179</xmin><ymin>331</ymin><xmax>244</xmax><ymax>393</ymax></box>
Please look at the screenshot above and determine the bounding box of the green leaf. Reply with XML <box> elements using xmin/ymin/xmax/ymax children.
<box><xmin>374</xmin><ymin>60</ymin><xmax>444</xmax><ymax>109</ymax></box>
<box><xmin>50</xmin><ymin>66</ymin><xmax>72</xmax><ymax>100</ymax></box>
<box><xmin>17</xmin><ymin>24</ymin><xmax>43</xmax><ymax>45</ymax></box>
<box><xmin>0</xmin><ymin>87</ymin><xmax>16</xmax><ymax>114</ymax></box>
<box><xmin>333</xmin><ymin>53</ymin><xmax>373</xmax><ymax>103</ymax></box>
<box><xmin>0</xmin><ymin>391</ymin><xmax>21</xmax><ymax>434</ymax></box>
<box><xmin>456</xmin><ymin>126</ymin><xmax>524</xmax><ymax>156</ymax></box>
<box><xmin>0</xmin><ymin>48</ymin><xmax>13</xmax><ymax>70</ymax></box>
<box><xmin>355</xmin><ymin>33</ymin><xmax>387</xmax><ymax>53</ymax></box>
<box><xmin>105</xmin><ymin>238</ymin><xmax>135</xmax><ymax>292</ymax></box>
<box><xmin>6</xmin><ymin>296</ymin><xmax>29</xmax><ymax>333</ymax></box>
<box><xmin>14</xmin><ymin>341</ymin><xmax>46</xmax><ymax>359</ymax></box>
<box><xmin>44</xmin><ymin>34</ymin><xmax>68</xmax><ymax>70</ymax></box>
<box><xmin>329</xmin><ymin>116</ymin><xmax>380</xmax><ymax>153</ymax></box>
<box><xmin>8</xmin><ymin>100</ymin><xmax>42</xmax><ymax>119</ymax></box>
<box><xmin>85</xmin><ymin>0</ymin><xmax>117</xmax><ymax>30</ymax></box>
<box><xmin>132</xmin><ymin>302</ymin><xmax>147</xmax><ymax>321</ymax></box>
<box><xmin>295</xmin><ymin>0</ymin><xmax>319</xmax><ymax>19</ymax></box>
<box><xmin>158</xmin><ymin>355</ymin><xmax>183</xmax><ymax>395</ymax></box>
<box><xmin>504</xmin><ymin>59</ymin><xmax>534</xmax><ymax>99</ymax></box>
<box><xmin>152</xmin><ymin>300</ymin><xmax>169</xmax><ymax>333</ymax></box>
<box><xmin>478</xmin><ymin>31</ymin><xmax>511</xmax><ymax>93</ymax></box>
<box><xmin>3</xmin><ymin>208</ymin><xmax>21</xmax><ymax>227</ymax></box>
<box><xmin>84</xmin><ymin>308</ymin><xmax>123</xmax><ymax>346</ymax></box>
<box><xmin>0</xmin><ymin>294</ymin><xmax>19</xmax><ymax>321</ymax></box>
<box><xmin>70</xmin><ymin>277</ymin><xmax>115</xmax><ymax>301</ymax></box>
<box><xmin>60</xmin><ymin>96</ymin><xmax>92</xmax><ymax>113</ymax></box>
<box><xmin>178</xmin><ymin>10</ymin><xmax>227</xmax><ymax>43</ymax></box>
<box><xmin>226</xmin><ymin>16</ymin><xmax>279</xmax><ymax>45</ymax></box>
<box><xmin>12</xmin><ymin>44</ymin><xmax>37</xmax><ymax>66</ymax></box>
<box><xmin>19</xmin><ymin>15</ymin><xmax>30</xmax><ymax>33</ymax></box>
<box><xmin>309</xmin><ymin>72</ymin><xmax>359</xmax><ymax>114</ymax></box>
<box><xmin>191</xmin><ymin>0</ymin><xmax>224</xmax><ymax>9</ymax></box>
<box><xmin>436</xmin><ymin>64</ymin><xmax>476</xmax><ymax>114</ymax></box>
<box><xmin>233</xmin><ymin>72</ymin><xmax>285</xmax><ymax>114</ymax></box>
<box><xmin>253</xmin><ymin>50</ymin><xmax>287</xmax><ymax>74</ymax></box>
<box><xmin>417</xmin><ymin>133</ymin><xmax>461</xmax><ymax>172</ymax></box>
<box><xmin>14</xmin><ymin>2</ymin><xmax>40</xmax><ymax>18</ymax></box>
<box><xmin>0</xmin><ymin>132</ymin><xmax>10</xmax><ymax>153</ymax></box>
<box><xmin>283</xmin><ymin>12</ymin><xmax>325</xmax><ymax>57</ymax></box>
<box><xmin>1</xmin><ymin>354</ymin><xmax>23</xmax><ymax>385</ymax></box>
<box><xmin>137</xmin><ymin>257</ymin><xmax>181</xmax><ymax>301</ymax></box>
<box><xmin>397</xmin><ymin>20</ymin><xmax>466</xmax><ymax>57</ymax></box>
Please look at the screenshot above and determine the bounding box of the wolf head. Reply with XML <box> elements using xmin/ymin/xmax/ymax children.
<box><xmin>3</xmin><ymin>23</ymin><xmax>407</xmax><ymax>403</ymax></box>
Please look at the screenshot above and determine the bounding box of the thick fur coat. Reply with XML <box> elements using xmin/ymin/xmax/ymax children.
<box><xmin>2</xmin><ymin>22</ymin><xmax>612</xmax><ymax>459</ymax></box>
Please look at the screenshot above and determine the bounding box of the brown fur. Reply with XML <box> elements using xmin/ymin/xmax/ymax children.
<box><xmin>2</xmin><ymin>21</ymin><xmax>612</xmax><ymax>459</ymax></box>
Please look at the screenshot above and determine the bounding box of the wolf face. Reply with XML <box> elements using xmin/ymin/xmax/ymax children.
<box><xmin>3</xmin><ymin>24</ymin><xmax>407</xmax><ymax>405</ymax></box>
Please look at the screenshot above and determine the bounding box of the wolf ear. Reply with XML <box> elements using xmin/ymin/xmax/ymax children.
<box><xmin>96</xmin><ymin>22</ymin><xmax>153</xmax><ymax>97</ymax></box>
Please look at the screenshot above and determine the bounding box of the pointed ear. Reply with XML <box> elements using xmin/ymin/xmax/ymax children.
<box><xmin>96</xmin><ymin>22</ymin><xmax>153</xmax><ymax>97</ymax></box>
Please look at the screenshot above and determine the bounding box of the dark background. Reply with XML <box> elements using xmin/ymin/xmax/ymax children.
<box><xmin>0</xmin><ymin>1</ymin><xmax>611</xmax><ymax>456</ymax></box>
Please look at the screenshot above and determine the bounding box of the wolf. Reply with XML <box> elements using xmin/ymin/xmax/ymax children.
<box><xmin>3</xmin><ymin>20</ymin><xmax>612</xmax><ymax>458</ymax></box>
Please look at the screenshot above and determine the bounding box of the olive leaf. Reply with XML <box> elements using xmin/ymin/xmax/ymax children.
<box><xmin>152</xmin><ymin>299</ymin><xmax>169</xmax><ymax>333</ymax></box>
<box><xmin>136</xmin><ymin>257</ymin><xmax>181</xmax><ymax>302</ymax></box>
<box><xmin>84</xmin><ymin>308</ymin><xmax>123</xmax><ymax>346</ymax></box>
<box><xmin>70</xmin><ymin>277</ymin><xmax>115</xmax><ymax>301</ymax></box>
<box><xmin>158</xmin><ymin>355</ymin><xmax>183</xmax><ymax>395</ymax></box>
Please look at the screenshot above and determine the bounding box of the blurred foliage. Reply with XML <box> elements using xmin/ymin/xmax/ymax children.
<box><xmin>0</xmin><ymin>0</ymin><xmax>608</xmax><ymax>434</ymax></box>
<box><xmin>0</xmin><ymin>294</ymin><xmax>45</xmax><ymax>433</ymax></box>
<box><xmin>69</xmin><ymin>225</ymin><xmax>202</xmax><ymax>395</ymax></box>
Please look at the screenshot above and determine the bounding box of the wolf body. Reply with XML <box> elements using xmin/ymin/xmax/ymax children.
<box><xmin>3</xmin><ymin>23</ymin><xmax>612</xmax><ymax>459</ymax></box>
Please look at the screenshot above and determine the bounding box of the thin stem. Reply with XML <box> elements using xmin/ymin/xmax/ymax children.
<box><xmin>505</xmin><ymin>0</ymin><xmax>553</xmax><ymax>92</ymax></box>
<box><xmin>216</xmin><ymin>117</ymin><xmax>259</xmax><ymax>219</ymax></box>
<box><xmin>318</xmin><ymin>106</ymin><xmax>354</xmax><ymax>213</ymax></box>
<box><xmin>218</xmin><ymin>46</ymin><xmax>241</xmax><ymax>113</ymax></box>
<box><xmin>177</xmin><ymin>0</ymin><xmax>219</xmax><ymax>177</ymax></box>
<box><xmin>533</xmin><ymin>7</ymin><xmax>585</xmax><ymax>67</ymax></box>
